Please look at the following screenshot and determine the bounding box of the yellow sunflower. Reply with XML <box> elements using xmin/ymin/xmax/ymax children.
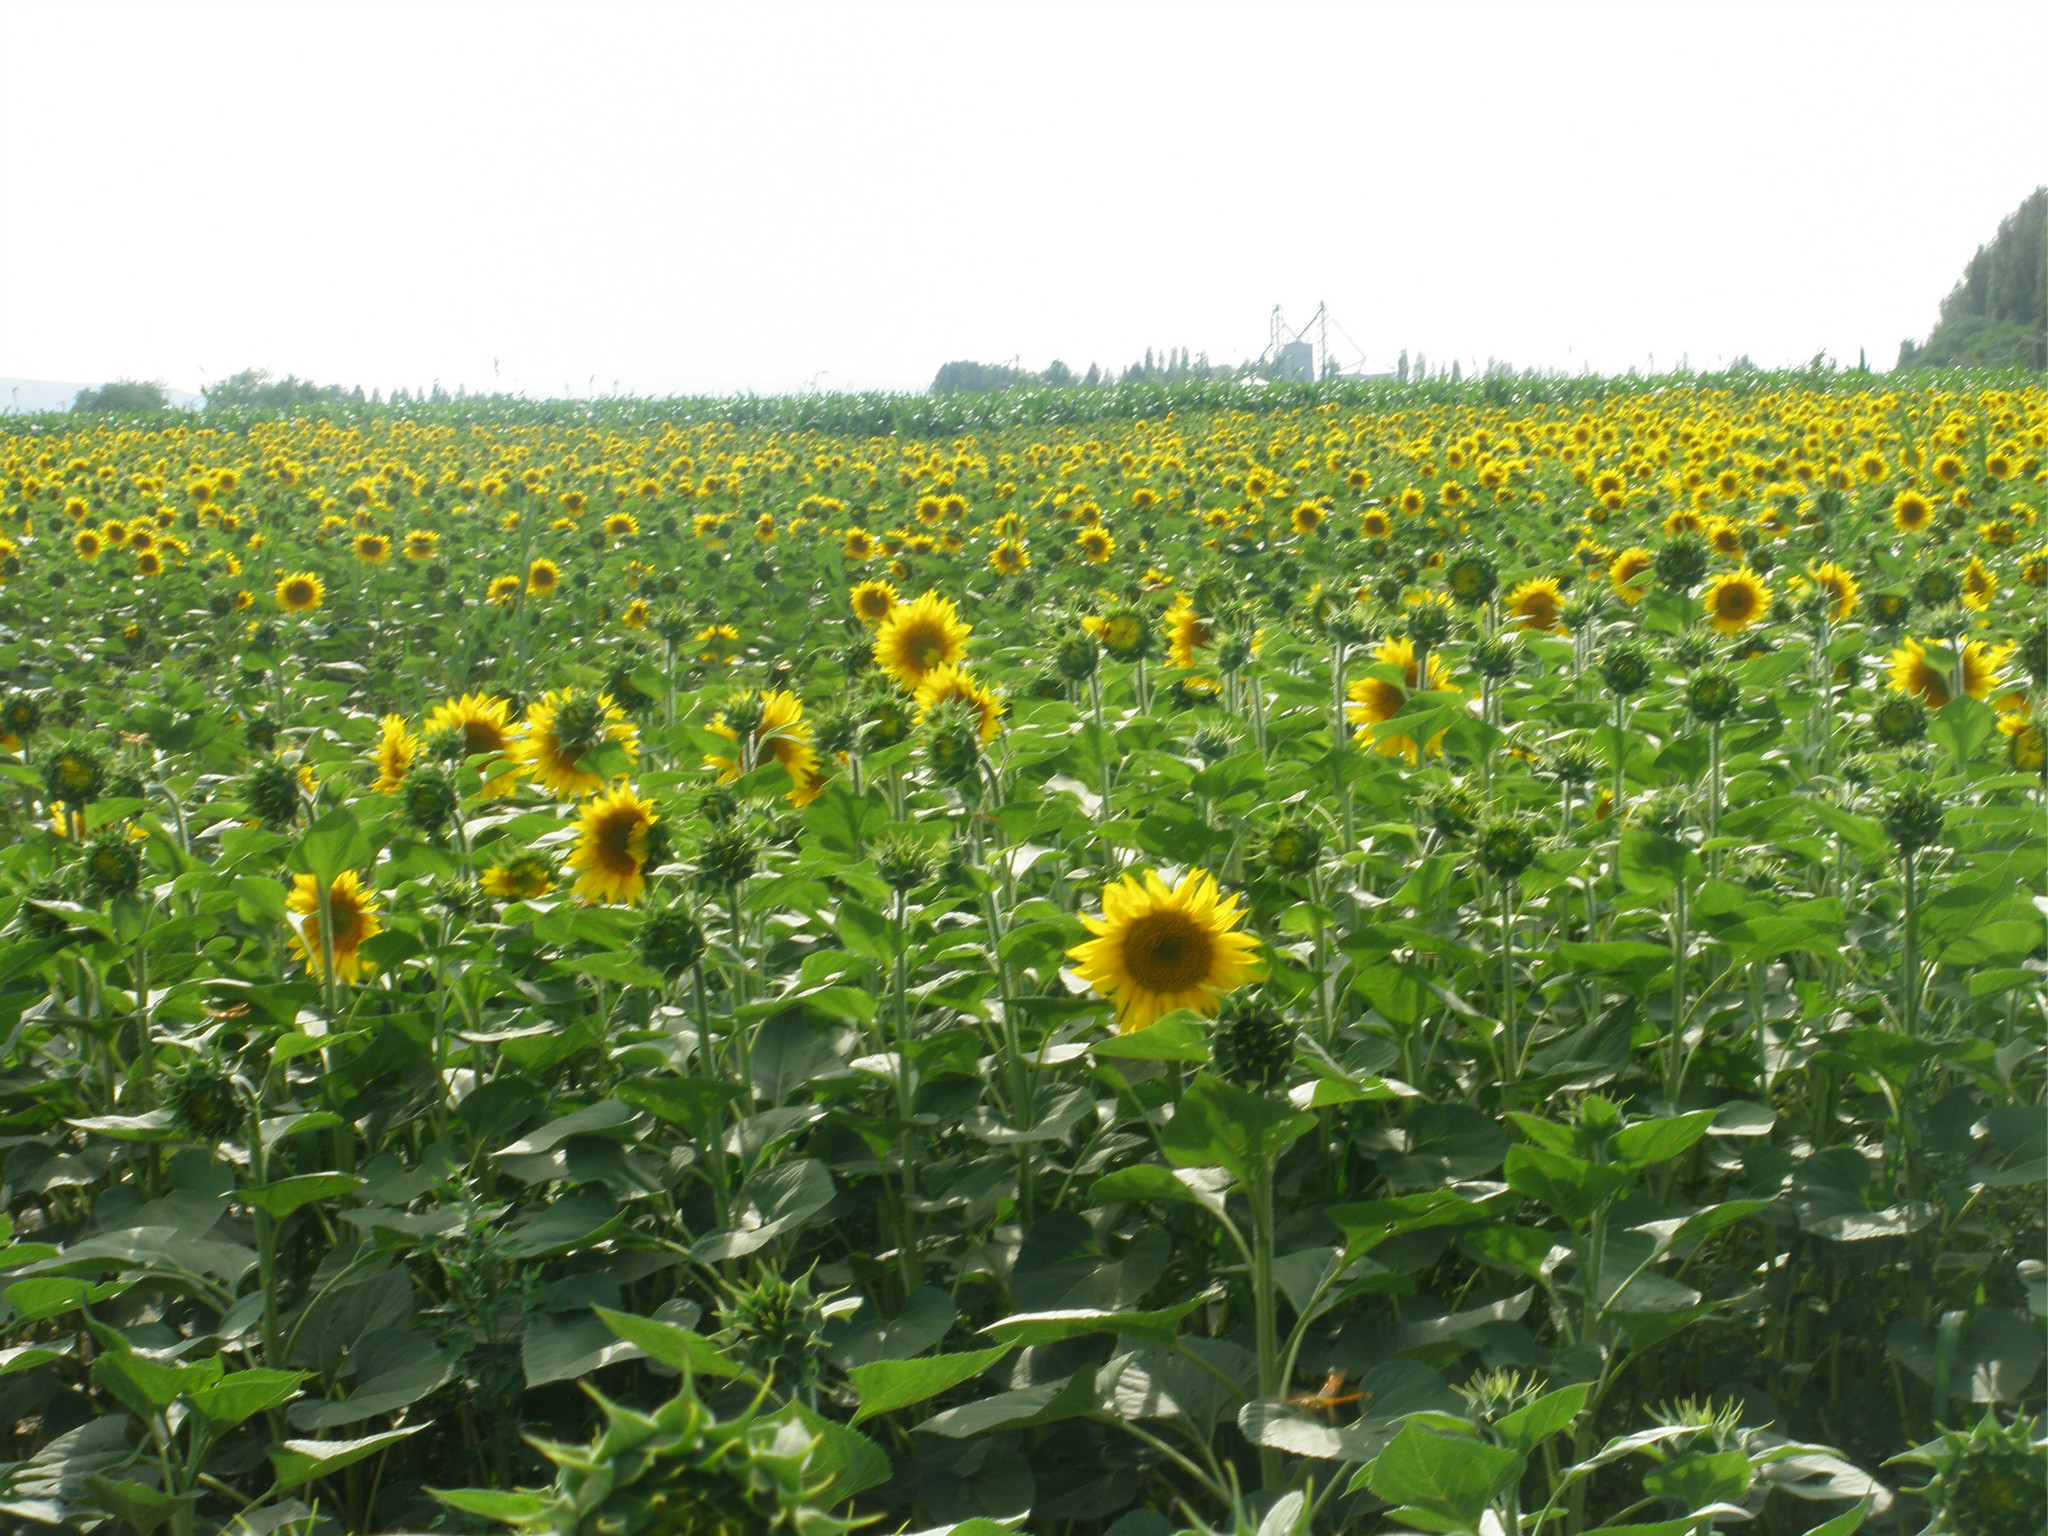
<box><xmin>1166</xmin><ymin>595</ymin><xmax>1211</xmax><ymax>670</ymax></box>
<box><xmin>286</xmin><ymin>870</ymin><xmax>381</xmax><ymax>983</ymax></box>
<box><xmin>913</xmin><ymin>665</ymin><xmax>1005</xmax><ymax>744</ymax></box>
<box><xmin>1067</xmin><ymin>868</ymin><xmax>1262</xmax><ymax>1033</ymax></box>
<box><xmin>1960</xmin><ymin>556</ymin><xmax>1997</xmax><ymax>612</ymax></box>
<box><xmin>705</xmin><ymin>689</ymin><xmax>822</xmax><ymax>807</ymax></box>
<box><xmin>275</xmin><ymin>571</ymin><xmax>324</xmax><ymax>613</ymax></box>
<box><xmin>1887</xmin><ymin>637</ymin><xmax>2014</xmax><ymax>710</ymax></box>
<box><xmin>1078</xmin><ymin>527</ymin><xmax>1115</xmax><ymax>563</ymax></box>
<box><xmin>850</xmin><ymin>579</ymin><xmax>899</xmax><ymax>626</ymax></box>
<box><xmin>873</xmin><ymin>590</ymin><xmax>971</xmax><ymax>691</ymax></box>
<box><xmin>481</xmin><ymin>853</ymin><xmax>556</xmax><ymax>900</ymax></box>
<box><xmin>621</xmin><ymin>598</ymin><xmax>650</xmax><ymax>630</ymax></box>
<box><xmin>568</xmin><ymin>782</ymin><xmax>660</xmax><ymax>903</ymax></box>
<box><xmin>425</xmin><ymin>693</ymin><xmax>521</xmax><ymax>797</ymax></box>
<box><xmin>1702</xmin><ymin>569</ymin><xmax>1769</xmax><ymax>634</ymax></box>
<box><xmin>1807</xmin><ymin>561</ymin><xmax>1859</xmax><ymax>623</ymax></box>
<box><xmin>1892</xmin><ymin>489</ymin><xmax>1934</xmax><ymax>533</ymax></box>
<box><xmin>1996</xmin><ymin>707</ymin><xmax>2044</xmax><ymax>774</ymax></box>
<box><xmin>354</xmin><ymin>533</ymin><xmax>391</xmax><ymax>564</ymax></box>
<box><xmin>527</xmin><ymin>558</ymin><xmax>561</xmax><ymax>597</ymax></box>
<box><xmin>1506</xmin><ymin>576</ymin><xmax>1565</xmax><ymax>633</ymax></box>
<box><xmin>1346</xmin><ymin>636</ymin><xmax>1457</xmax><ymax>764</ymax></box>
<box><xmin>515</xmin><ymin>689</ymin><xmax>639</xmax><ymax>799</ymax></box>
<box><xmin>369</xmin><ymin>714</ymin><xmax>418</xmax><ymax>794</ymax></box>
<box><xmin>989</xmin><ymin>540</ymin><xmax>1030</xmax><ymax>576</ymax></box>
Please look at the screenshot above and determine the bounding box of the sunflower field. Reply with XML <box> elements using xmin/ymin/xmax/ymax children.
<box><xmin>0</xmin><ymin>373</ymin><xmax>2042</xmax><ymax>1536</ymax></box>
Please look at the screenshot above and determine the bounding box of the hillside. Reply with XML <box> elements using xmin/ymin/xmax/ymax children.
<box><xmin>1899</xmin><ymin>186</ymin><xmax>2047</xmax><ymax>369</ymax></box>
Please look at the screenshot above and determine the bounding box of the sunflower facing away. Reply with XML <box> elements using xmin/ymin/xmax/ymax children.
<box><xmin>369</xmin><ymin>714</ymin><xmax>418</xmax><ymax>794</ymax></box>
<box><xmin>873</xmin><ymin>590</ymin><xmax>971</xmax><ymax>691</ymax></box>
<box><xmin>705</xmin><ymin>689</ymin><xmax>823</xmax><ymax>807</ymax></box>
<box><xmin>568</xmin><ymin>781</ymin><xmax>660</xmax><ymax>903</ymax></box>
<box><xmin>1702</xmin><ymin>569</ymin><xmax>1769</xmax><ymax>635</ymax></box>
<box><xmin>286</xmin><ymin>869</ymin><xmax>381</xmax><ymax>983</ymax></box>
<box><xmin>913</xmin><ymin>665</ymin><xmax>1005</xmax><ymax>744</ymax></box>
<box><xmin>515</xmin><ymin>688</ymin><xmax>639</xmax><ymax>799</ymax></box>
<box><xmin>1067</xmin><ymin>867</ymin><xmax>1262</xmax><ymax>1033</ymax></box>
<box><xmin>425</xmin><ymin>693</ymin><xmax>522</xmax><ymax>797</ymax></box>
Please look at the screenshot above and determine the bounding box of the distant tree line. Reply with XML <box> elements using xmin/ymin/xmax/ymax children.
<box><xmin>70</xmin><ymin>380</ymin><xmax>171</xmax><ymax>412</ymax></box>
<box><xmin>931</xmin><ymin>347</ymin><xmax>1259</xmax><ymax>394</ymax></box>
<box><xmin>1899</xmin><ymin>187</ymin><xmax>2046</xmax><ymax>370</ymax></box>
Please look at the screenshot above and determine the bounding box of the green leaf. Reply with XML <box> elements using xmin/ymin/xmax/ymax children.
<box><xmin>1618</xmin><ymin>831</ymin><xmax>1689</xmax><ymax>896</ymax></box>
<box><xmin>1799</xmin><ymin>1497</ymin><xmax>1873</xmax><ymax>1536</ymax></box>
<box><xmin>1366</xmin><ymin>1421</ymin><xmax>1524</xmax><ymax>1533</ymax></box>
<box><xmin>616</xmin><ymin>1076</ymin><xmax>745</xmax><ymax>1125</ymax></box>
<box><xmin>4</xmin><ymin>1277</ymin><xmax>127</xmax><ymax>1323</ymax></box>
<box><xmin>1494</xmin><ymin>1382</ymin><xmax>1589</xmax><ymax>1452</ymax></box>
<box><xmin>1091</xmin><ymin>1011</ymin><xmax>1210</xmax><ymax>1062</ymax></box>
<box><xmin>187</xmin><ymin>1368</ymin><xmax>308</xmax><ymax>1428</ymax></box>
<box><xmin>835</xmin><ymin>897</ymin><xmax>903</xmax><ymax>961</ymax></box>
<box><xmin>240</xmin><ymin>1173</ymin><xmax>363</xmax><ymax>1218</ymax></box>
<box><xmin>848</xmin><ymin>1347</ymin><xmax>1008</xmax><ymax>1425</ymax></box>
<box><xmin>65</xmin><ymin>1110</ymin><xmax>180</xmax><ymax>1141</ymax></box>
<box><xmin>764</xmin><ymin>1399</ymin><xmax>893</xmax><ymax>1503</ymax></box>
<box><xmin>1328</xmin><ymin>1190</ymin><xmax>1491</xmax><ymax>1260</ymax></box>
<box><xmin>1090</xmin><ymin>1162</ymin><xmax>1232</xmax><ymax>1217</ymax></box>
<box><xmin>689</xmin><ymin>1159</ymin><xmax>835</xmax><ymax>1262</ymax></box>
<box><xmin>1609</xmin><ymin>1112</ymin><xmax>1716</xmax><ymax>1170</ymax></box>
<box><xmin>291</xmin><ymin>806</ymin><xmax>371</xmax><ymax>887</ymax></box>
<box><xmin>1929</xmin><ymin>695</ymin><xmax>1997</xmax><ymax>767</ymax></box>
<box><xmin>91</xmin><ymin>1344</ymin><xmax>191</xmax><ymax>1416</ymax></box>
<box><xmin>1157</xmin><ymin>1072</ymin><xmax>1315</xmax><ymax>1185</ymax></box>
<box><xmin>979</xmin><ymin>1291</ymin><xmax>1218</xmax><ymax>1350</ymax></box>
<box><xmin>86</xmin><ymin>1477</ymin><xmax>194</xmax><ymax>1536</ymax></box>
<box><xmin>1504</xmin><ymin>1144</ymin><xmax>1632</xmax><ymax>1228</ymax></box>
<box><xmin>269</xmin><ymin>1427</ymin><xmax>421</xmax><ymax>1491</ymax></box>
<box><xmin>1462</xmin><ymin>1224</ymin><xmax>1557</xmax><ymax>1280</ymax></box>
<box><xmin>592</xmin><ymin>1306</ymin><xmax>741</xmax><ymax>1376</ymax></box>
<box><xmin>431</xmin><ymin>1490</ymin><xmax>550</xmax><ymax>1523</ymax></box>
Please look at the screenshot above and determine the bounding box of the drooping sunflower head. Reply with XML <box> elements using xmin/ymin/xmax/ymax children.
<box><xmin>568</xmin><ymin>782</ymin><xmax>660</xmax><ymax>904</ymax></box>
<box><xmin>1067</xmin><ymin>867</ymin><xmax>1262</xmax><ymax>1033</ymax></box>
<box><xmin>873</xmin><ymin>591</ymin><xmax>970</xmax><ymax>691</ymax></box>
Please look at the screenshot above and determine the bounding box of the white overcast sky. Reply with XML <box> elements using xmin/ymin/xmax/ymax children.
<box><xmin>2</xmin><ymin>0</ymin><xmax>2043</xmax><ymax>399</ymax></box>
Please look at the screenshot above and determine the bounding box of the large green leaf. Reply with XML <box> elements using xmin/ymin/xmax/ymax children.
<box><xmin>1156</xmin><ymin>1072</ymin><xmax>1315</xmax><ymax>1184</ymax></box>
<box><xmin>847</xmin><ymin>1347</ymin><xmax>1008</xmax><ymax>1424</ymax></box>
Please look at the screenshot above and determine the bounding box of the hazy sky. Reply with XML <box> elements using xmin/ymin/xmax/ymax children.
<box><xmin>2</xmin><ymin>0</ymin><xmax>2043</xmax><ymax>398</ymax></box>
